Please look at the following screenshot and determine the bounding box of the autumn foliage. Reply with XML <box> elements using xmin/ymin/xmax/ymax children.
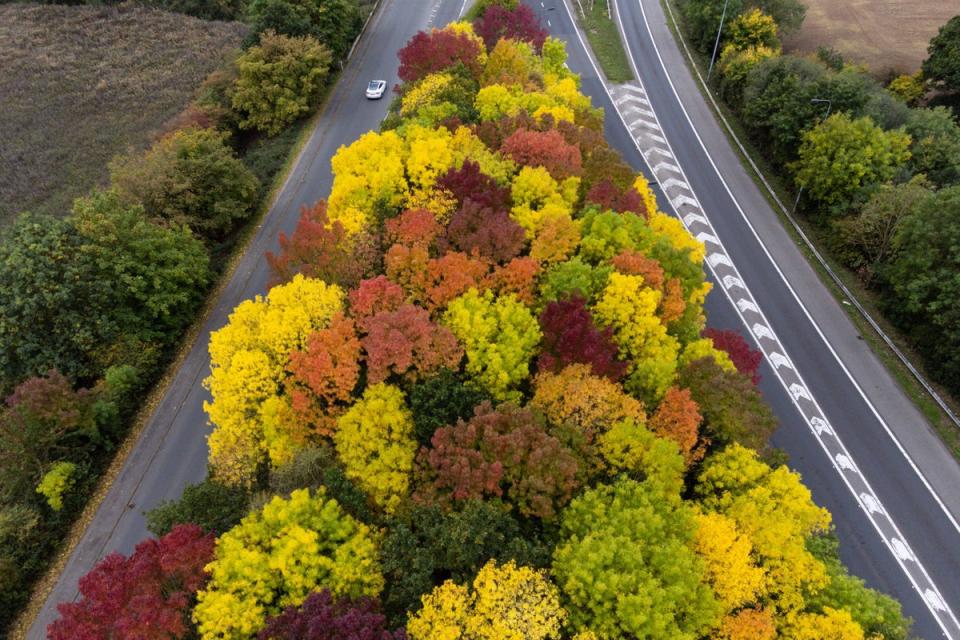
<box><xmin>398</xmin><ymin>28</ymin><xmax>484</xmax><ymax>83</ymax></box>
<box><xmin>49</xmin><ymin>525</ymin><xmax>214</xmax><ymax>640</ymax></box>
<box><xmin>704</xmin><ymin>327</ymin><xmax>763</xmax><ymax>384</ymax></box>
<box><xmin>473</xmin><ymin>4</ymin><xmax>548</xmax><ymax>52</ymax></box>
<box><xmin>55</xmin><ymin>20</ymin><xmax>911</xmax><ymax>640</ymax></box>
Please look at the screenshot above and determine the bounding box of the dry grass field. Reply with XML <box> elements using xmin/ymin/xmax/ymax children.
<box><xmin>782</xmin><ymin>0</ymin><xmax>957</xmax><ymax>76</ymax></box>
<box><xmin>0</xmin><ymin>3</ymin><xmax>246</xmax><ymax>225</ymax></box>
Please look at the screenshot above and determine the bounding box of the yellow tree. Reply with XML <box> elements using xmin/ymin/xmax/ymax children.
<box><xmin>204</xmin><ymin>275</ymin><xmax>344</xmax><ymax>486</ymax></box>
<box><xmin>333</xmin><ymin>383</ymin><xmax>417</xmax><ymax>513</ymax></box>
<box><xmin>696</xmin><ymin>444</ymin><xmax>832</xmax><ymax>621</ymax></box>
<box><xmin>593</xmin><ymin>272</ymin><xmax>680</xmax><ymax>403</ymax></box>
<box><xmin>407</xmin><ymin>560</ymin><xmax>566</xmax><ymax>640</ymax></box>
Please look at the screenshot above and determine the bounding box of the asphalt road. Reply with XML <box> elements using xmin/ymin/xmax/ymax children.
<box><xmin>26</xmin><ymin>1</ymin><xmax>465</xmax><ymax>636</ymax></box>
<box><xmin>530</xmin><ymin>0</ymin><xmax>960</xmax><ymax>637</ymax></box>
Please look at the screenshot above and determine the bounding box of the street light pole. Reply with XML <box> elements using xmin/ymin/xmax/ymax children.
<box><xmin>792</xmin><ymin>98</ymin><xmax>833</xmax><ymax>212</ymax></box>
<box><xmin>706</xmin><ymin>0</ymin><xmax>731</xmax><ymax>82</ymax></box>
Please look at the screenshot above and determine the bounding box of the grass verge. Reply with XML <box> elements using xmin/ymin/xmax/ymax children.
<box><xmin>572</xmin><ymin>0</ymin><xmax>635</xmax><ymax>83</ymax></box>
<box><xmin>658</xmin><ymin>0</ymin><xmax>960</xmax><ymax>458</ymax></box>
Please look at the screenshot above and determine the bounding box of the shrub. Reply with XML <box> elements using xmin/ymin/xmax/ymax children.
<box><xmin>501</xmin><ymin>128</ymin><xmax>582</xmax><ymax>180</ymax></box>
<box><xmin>193</xmin><ymin>489</ymin><xmax>383</xmax><ymax>639</ymax></box>
<box><xmin>49</xmin><ymin>525</ymin><xmax>215</xmax><ymax>640</ymax></box>
<box><xmin>232</xmin><ymin>31</ymin><xmax>333</xmax><ymax>135</ymax></box>
<box><xmin>109</xmin><ymin>127</ymin><xmax>259</xmax><ymax>240</ymax></box>
<box><xmin>35</xmin><ymin>462</ymin><xmax>77</xmax><ymax>512</ymax></box>
<box><xmin>904</xmin><ymin>106</ymin><xmax>960</xmax><ymax>187</ymax></box>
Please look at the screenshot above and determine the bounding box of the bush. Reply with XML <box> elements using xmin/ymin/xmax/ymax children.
<box><xmin>904</xmin><ymin>106</ymin><xmax>960</xmax><ymax>187</ymax></box>
<box><xmin>407</xmin><ymin>369</ymin><xmax>490</xmax><ymax>445</ymax></box>
<box><xmin>109</xmin><ymin>127</ymin><xmax>260</xmax><ymax>240</ymax></box>
<box><xmin>233</xmin><ymin>31</ymin><xmax>333</xmax><ymax>135</ymax></box>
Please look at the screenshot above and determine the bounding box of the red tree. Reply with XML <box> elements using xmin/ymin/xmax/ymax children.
<box><xmin>436</xmin><ymin>160</ymin><xmax>511</xmax><ymax>211</ymax></box>
<box><xmin>474</xmin><ymin>4</ymin><xmax>548</xmax><ymax>52</ymax></box>
<box><xmin>500</xmin><ymin>128</ymin><xmax>583</xmax><ymax>179</ymax></box>
<box><xmin>444</xmin><ymin>198</ymin><xmax>526</xmax><ymax>264</ymax></box>
<box><xmin>649</xmin><ymin>386</ymin><xmax>704</xmax><ymax>464</ymax></box>
<box><xmin>266</xmin><ymin>200</ymin><xmax>373</xmax><ymax>287</ymax></box>
<box><xmin>538</xmin><ymin>296</ymin><xmax>627</xmax><ymax>381</ymax></box>
<box><xmin>288</xmin><ymin>313</ymin><xmax>363</xmax><ymax>436</ymax></box>
<box><xmin>611</xmin><ymin>251</ymin><xmax>664</xmax><ymax>288</ymax></box>
<box><xmin>349</xmin><ymin>276</ymin><xmax>407</xmax><ymax>323</ymax></box>
<box><xmin>259</xmin><ymin>589</ymin><xmax>405</xmax><ymax>640</ymax></box>
<box><xmin>586</xmin><ymin>179</ymin><xmax>646</xmax><ymax>216</ymax></box>
<box><xmin>416</xmin><ymin>402</ymin><xmax>580</xmax><ymax>520</ymax></box>
<box><xmin>703</xmin><ymin>327</ymin><xmax>763</xmax><ymax>385</ymax></box>
<box><xmin>362</xmin><ymin>305</ymin><xmax>464</xmax><ymax>384</ymax></box>
<box><xmin>384</xmin><ymin>209</ymin><xmax>443</xmax><ymax>249</ymax></box>
<box><xmin>398</xmin><ymin>29</ymin><xmax>484</xmax><ymax>83</ymax></box>
<box><xmin>49</xmin><ymin>524</ymin><xmax>214</xmax><ymax>640</ymax></box>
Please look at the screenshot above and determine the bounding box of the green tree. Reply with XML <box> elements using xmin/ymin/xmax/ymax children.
<box><xmin>380</xmin><ymin>500</ymin><xmax>551</xmax><ymax>624</ymax></box>
<box><xmin>742</xmin><ymin>56</ymin><xmax>876</xmax><ymax>165</ymax></box>
<box><xmin>72</xmin><ymin>190</ymin><xmax>210</xmax><ymax>341</ymax></box>
<box><xmin>146</xmin><ymin>479</ymin><xmax>250</xmax><ymax>537</ymax></box>
<box><xmin>245</xmin><ymin>0</ymin><xmax>362</xmax><ymax>60</ymax></box>
<box><xmin>109</xmin><ymin>127</ymin><xmax>260</xmax><ymax>240</ymax></box>
<box><xmin>0</xmin><ymin>215</ymin><xmax>117</xmax><ymax>385</ymax></box>
<box><xmin>552</xmin><ymin>477</ymin><xmax>721</xmax><ymax>637</ymax></box>
<box><xmin>883</xmin><ymin>185</ymin><xmax>960</xmax><ymax>394</ymax></box>
<box><xmin>232</xmin><ymin>31</ymin><xmax>333</xmax><ymax>135</ymax></box>
<box><xmin>679</xmin><ymin>357</ymin><xmax>778</xmax><ymax>452</ymax></box>
<box><xmin>922</xmin><ymin>15</ymin><xmax>960</xmax><ymax>93</ymax></box>
<box><xmin>791</xmin><ymin>112</ymin><xmax>911</xmax><ymax>212</ymax></box>
<box><xmin>680</xmin><ymin>0</ymin><xmax>745</xmax><ymax>52</ymax></box>
<box><xmin>904</xmin><ymin>106</ymin><xmax>960</xmax><ymax>187</ymax></box>
<box><xmin>831</xmin><ymin>176</ymin><xmax>933</xmax><ymax>278</ymax></box>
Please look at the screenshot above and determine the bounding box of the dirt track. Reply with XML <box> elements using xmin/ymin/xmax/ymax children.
<box><xmin>782</xmin><ymin>0</ymin><xmax>957</xmax><ymax>75</ymax></box>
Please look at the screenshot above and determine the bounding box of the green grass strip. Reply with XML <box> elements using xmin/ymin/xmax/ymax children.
<box><xmin>574</xmin><ymin>0</ymin><xmax>635</xmax><ymax>83</ymax></box>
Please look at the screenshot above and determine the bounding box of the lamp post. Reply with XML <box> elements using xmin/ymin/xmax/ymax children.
<box><xmin>792</xmin><ymin>98</ymin><xmax>833</xmax><ymax>212</ymax></box>
<box><xmin>706</xmin><ymin>0</ymin><xmax>731</xmax><ymax>81</ymax></box>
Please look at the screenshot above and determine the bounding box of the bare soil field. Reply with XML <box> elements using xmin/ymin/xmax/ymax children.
<box><xmin>782</xmin><ymin>0</ymin><xmax>957</xmax><ymax>76</ymax></box>
<box><xmin>0</xmin><ymin>3</ymin><xmax>246</xmax><ymax>225</ymax></box>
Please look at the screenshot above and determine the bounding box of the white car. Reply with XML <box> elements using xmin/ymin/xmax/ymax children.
<box><xmin>366</xmin><ymin>80</ymin><xmax>387</xmax><ymax>99</ymax></box>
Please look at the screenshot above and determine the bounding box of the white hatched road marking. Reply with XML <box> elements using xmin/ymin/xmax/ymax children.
<box><xmin>552</xmin><ymin>0</ymin><xmax>960</xmax><ymax>631</ymax></box>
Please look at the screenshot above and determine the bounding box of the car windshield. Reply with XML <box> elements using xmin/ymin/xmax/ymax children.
<box><xmin>368</xmin><ymin>81</ymin><xmax>381</xmax><ymax>91</ymax></box>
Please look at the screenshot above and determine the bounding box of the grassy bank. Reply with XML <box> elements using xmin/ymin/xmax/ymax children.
<box><xmin>572</xmin><ymin>0</ymin><xmax>634</xmax><ymax>83</ymax></box>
